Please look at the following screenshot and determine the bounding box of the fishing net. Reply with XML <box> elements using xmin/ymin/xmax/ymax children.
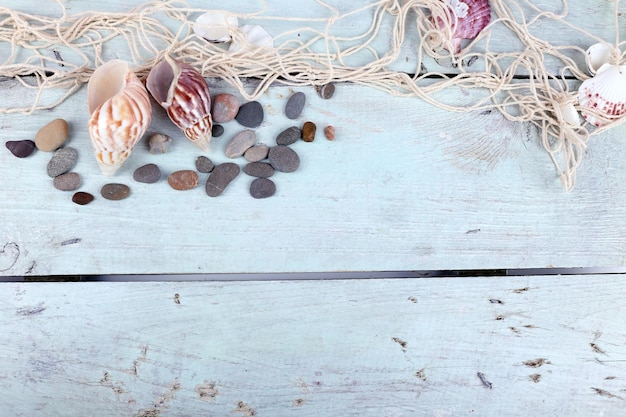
<box><xmin>0</xmin><ymin>0</ymin><xmax>623</xmax><ymax>190</ymax></box>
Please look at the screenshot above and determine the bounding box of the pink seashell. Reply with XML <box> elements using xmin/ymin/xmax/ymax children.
<box><xmin>436</xmin><ymin>0</ymin><xmax>491</xmax><ymax>54</ymax></box>
<box><xmin>146</xmin><ymin>56</ymin><xmax>213</xmax><ymax>151</ymax></box>
<box><xmin>87</xmin><ymin>60</ymin><xmax>152</xmax><ymax>176</ymax></box>
<box><xmin>578</xmin><ymin>64</ymin><xmax>626</xmax><ymax>127</ymax></box>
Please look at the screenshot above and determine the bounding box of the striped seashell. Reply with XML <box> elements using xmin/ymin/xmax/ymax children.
<box><xmin>87</xmin><ymin>60</ymin><xmax>152</xmax><ymax>176</ymax></box>
<box><xmin>146</xmin><ymin>56</ymin><xmax>212</xmax><ymax>151</ymax></box>
<box><xmin>436</xmin><ymin>0</ymin><xmax>491</xmax><ymax>54</ymax></box>
<box><xmin>578</xmin><ymin>63</ymin><xmax>626</xmax><ymax>127</ymax></box>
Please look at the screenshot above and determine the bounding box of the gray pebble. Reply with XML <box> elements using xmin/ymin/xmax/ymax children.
<box><xmin>133</xmin><ymin>163</ymin><xmax>161</xmax><ymax>184</ymax></box>
<box><xmin>6</xmin><ymin>140</ymin><xmax>36</xmax><ymax>158</ymax></box>
<box><xmin>101</xmin><ymin>183</ymin><xmax>130</xmax><ymax>201</ymax></box>
<box><xmin>148</xmin><ymin>133</ymin><xmax>172</xmax><ymax>154</ymax></box>
<box><xmin>285</xmin><ymin>92</ymin><xmax>306</xmax><ymax>119</ymax></box>
<box><xmin>195</xmin><ymin>156</ymin><xmax>214</xmax><ymax>173</ymax></box>
<box><xmin>268</xmin><ymin>145</ymin><xmax>300</xmax><ymax>173</ymax></box>
<box><xmin>53</xmin><ymin>172</ymin><xmax>81</xmax><ymax>191</ymax></box>
<box><xmin>212</xmin><ymin>124</ymin><xmax>224</xmax><ymax>138</ymax></box>
<box><xmin>243</xmin><ymin>161</ymin><xmax>275</xmax><ymax>178</ymax></box>
<box><xmin>235</xmin><ymin>101</ymin><xmax>264</xmax><ymax>128</ymax></box>
<box><xmin>250</xmin><ymin>178</ymin><xmax>276</xmax><ymax>199</ymax></box>
<box><xmin>205</xmin><ymin>163</ymin><xmax>240</xmax><ymax>197</ymax></box>
<box><xmin>276</xmin><ymin>126</ymin><xmax>301</xmax><ymax>146</ymax></box>
<box><xmin>225</xmin><ymin>130</ymin><xmax>256</xmax><ymax>158</ymax></box>
<box><xmin>47</xmin><ymin>147</ymin><xmax>78</xmax><ymax>178</ymax></box>
<box><xmin>243</xmin><ymin>144</ymin><xmax>269</xmax><ymax>162</ymax></box>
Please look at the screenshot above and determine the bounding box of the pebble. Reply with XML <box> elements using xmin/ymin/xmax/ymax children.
<box><xmin>148</xmin><ymin>133</ymin><xmax>172</xmax><ymax>154</ymax></box>
<box><xmin>212</xmin><ymin>93</ymin><xmax>240</xmax><ymax>123</ymax></box>
<box><xmin>324</xmin><ymin>125</ymin><xmax>335</xmax><ymax>141</ymax></box>
<box><xmin>235</xmin><ymin>101</ymin><xmax>264</xmax><ymax>128</ymax></box>
<box><xmin>276</xmin><ymin>126</ymin><xmax>301</xmax><ymax>146</ymax></box>
<box><xmin>133</xmin><ymin>163</ymin><xmax>161</xmax><ymax>184</ymax></box>
<box><xmin>101</xmin><ymin>183</ymin><xmax>130</xmax><ymax>201</ymax></box>
<box><xmin>243</xmin><ymin>144</ymin><xmax>269</xmax><ymax>162</ymax></box>
<box><xmin>225</xmin><ymin>130</ymin><xmax>256</xmax><ymax>158</ymax></box>
<box><xmin>250</xmin><ymin>178</ymin><xmax>276</xmax><ymax>199</ymax></box>
<box><xmin>47</xmin><ymin>147</ymin><xmax>78</xmax><ymax>178</ymax></box>
<box><xmin>195</xmin><ymin>156</ymin><xmax>214</xmax><ymax>173</ymax></box>
<box><xmin>243</xmin><ymin>161</ymin><xmax>275</xmax><ymax>178</ymax></box>
<box><xmin>72</xmin><ymin>191</ymin><xmax>94</xmax><ymax>206</ymax></box>
<box><xmin>318</xmin><ymin>82</ymin><xmax>335</xmax><ymax>99</ymax></box>
<box><xmin>205</xmin><ymin>163</ymin><xmax>240</xmax><ymax>197</ymax></box>
<box><xmin>6</xmin><ymin>140</ymin><xmax>36</xmax><ymax>158</ymax></box>
<box><xmin>285</xmin><ymin>92</ymin><xmax>306</xmax><ymax>119</ymax></box>
<box><xmin>53</xmin><ymin>172</ymin><xmax>81</xmax><ymax>191</ymax></box>
<box><xmin>302</xmin><ymin>121</ymin><xmax>317</xmax><ymax>142</ymax></box>
<box><xmin>212</xmin><ymin>124</ymin><xmax>224</xmax><ymax>138</ymax></box>
<box><xmin>268</xmin><ymin>145</ymin><xmax>300</xmax><ymax>173</ymax></box>
<box><xmin>35</xmin><ymin>118</ymin><xmax>69</xmax><ymax>152</ymax></box>
<box><xmin>168</xmin><ymin>170</ymin><xmax>199</xmax><ymax>191</ymax></box>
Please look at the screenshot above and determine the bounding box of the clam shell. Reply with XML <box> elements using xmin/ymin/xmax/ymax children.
<box><xmin>193</xmin><ymin>12</ymin><xmax>238</xmax><ymax>43</ymax></box>
<box><xmin>146</xmin><ymin>56</ymin><xmax>212</xmax><ymax>151</ymax></box>
<box><xmin>436</xmin><ymin>0</ymin><xmax>491</xmax><ymax>54</ymax></box>
<box><xmin>585</xmin><ymin>42</ymin><xmax>613</xmax><ymax>76</ymax></box>
<box><xmin>87</xmin><ymin>60</ymin><xmax>152</xmax><ymax>176</ymax></box>
<box><xmin>578</xmin><ymin>64</ymin><xmax>626</xmax><ymax>127</ymax></box>
<box><xmin>228</xmin><ymin>25</ymin><xmax>274</xmax><ymax>54</ymax></box>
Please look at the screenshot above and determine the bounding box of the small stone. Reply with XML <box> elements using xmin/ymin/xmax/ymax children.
<box><xmin>133</xmin><ymin>163</ymin><xmax>161</xmax><ymax>184</ymax></box>
<box><xmin>5</xmin><ymin>140</ymin><xmax>36</xmax><ymax>158</ymax></box>
<box><xmin>276</xmin><ymin>126</ymin><xmax>301</xmax><ymax>146</ymax></box>
<box><xmin>195</xmin><ymin>156</ymin><xmax>214</xmax><ymax>173</ymax></box>
<box><xmin>168</xmin><ymin>170</ymin><xmax>199</xmax><ymax>191</ymax></box>
<box><xmin>243</xmin><ymin>161</ymin><xmax>275</xmax><ymax>178</ymax></box>
<box><xmin>318</xmin><ymin>82</ymin><xmax>335</xmax><ymax>99</ymax></box>
<box><xmin>235</xmin><ymin>101</ymin><xmax>264</xmax><ymax>128</ymax></box>
<box><xmin>324</xmin><ymin>125</ymin><xmax>335</xmax><ymax>141</ymax></box>
<box><xmin>35</xmin><ymin>118</ymin><xmax>69</xmax><ymax>152</ymax></box>
<box><xmin>302</xmin><ymin>121</ymin><xmax>317</xmax><ymax>142</ymax></box>
<box><xmin>212</xmin><ymin>124</ymin><xmax>224</xmax><ymax>138</ymax></box>
<box><xmin>268</xmin><ymin>145</ymin><xmax>300</xmax><ymax>173</ymax></box>
<box><xmin>72</xmin><ymin>191</ymin><xmax>94</xmax><ymax>205</ymax></box>
<box><xmin>47</xmin><ymin>147</ymin><xmax>78</xmax><ymax>178</ymax></box>
<box><xmin>225</xmin><ymin>130</ymin><xmax>256</xmax><ymax>158</ymax></box>
<box><xmin>250</xmin><ymin>178</ymin><xmax>276</xmax><ymax>199</ymax></box>
<box><xmin>53</xmin><ymin>172</ymin><xmax>81</xmax><ymax>191</ymax></box>
<box><xmin>206</xmin><ymin>163</ymin><xmax>240</xmax><ymax>197</ymax></box>
<box><xmin>212</xmin><ymin>93</ymin><xmax>240</xmax><ymax>123</ymax></box>
<box><xmin>148</xmin><ymin>133</ymin><xmax>172</xmax><ymax>154</ymax></box>
<box><xmin>101</xmin><ymin>183</ymin><xmax>131</xmax><ymax>201</ymax></box>
<box><xmin>243</xmin><ymin>144</ymin><xmax>269</xmax><ymax>162</ymax></box>
<box><xmin>285</xmin><ymin>92</ymin><xmax>306</xmax><ymax>119</ymax></box>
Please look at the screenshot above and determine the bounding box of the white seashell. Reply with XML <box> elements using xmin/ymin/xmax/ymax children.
<box><xmin>578</xmin><ymin>64</ymin><xmax>626</xmax><ymax>127</ymax></box>
<box><xmin>228</xmin><ymin>25</ymin><xmax>274</xmax><ymax>54</ymax></box>
<box><xmin>585</xmin><ymin>42</ymin><xmax>614</xmax><ymax>75</ymax></box>
<box><xmin>559</xmin><ymin>102</ymin><xmax>581</xmax><ymax>127</ymax></box>
<box><xmin>193</xmin><ymin>12</ymin><xmax>238</xmax><ymax>43</ymax></box>
<box><xmin>146</xmin><ymin>56</ymin><xmax>212</xmax><ymax>151</ymax></box>
<box><xmin>87</xmin><ymin>60</ymin><xmax>152</xmax><ymax>176</ymax></box>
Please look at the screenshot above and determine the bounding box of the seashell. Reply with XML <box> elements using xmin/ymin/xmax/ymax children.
<box><xmin>228</xmin><ymin>25</ymin><xmax>274</xmax><ymax>54</ymax></box>
<box><xmin>558</xmin><ymin>102</ymin><xmax>581</xmax><ymax>127</ymax></box>
<box><xmin>435</xmin><ymin>0</ymin><xmax>491</xmax><ymax>54</ymax></box>
<box><xmin>87</xmin><ymin>60</ymin><xmax>152</xmax><ymax>176</ymax></box>
<box><xmin>146</xmin><ymin>56</ymin><xmax>212</xmax><ymax>151</ymax></box>
<box><xmin>193</xmin><ymin>11</ymin><xmax>239</xmax><ymax>43</ymax></box>
<box><xmin>578</xmin><ymin>64</ymin><xmax>626</xmax><ymax>127</ymax></box>
<box><xmin>585</xmin><ymin>42</ymin><xmax>614</xmax><ymax>76</ymax></box>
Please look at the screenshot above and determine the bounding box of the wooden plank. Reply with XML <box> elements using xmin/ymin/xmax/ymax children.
<box><xmin>1</xmin><ymin>275</ymin><xmax>626</xmax><ymax>416</ymax></box>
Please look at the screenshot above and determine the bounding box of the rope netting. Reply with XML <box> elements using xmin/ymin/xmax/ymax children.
<box><xmin>0</xmin><ymin>0</ymin><xmax>623</xmax><ymax>189</ymax></box>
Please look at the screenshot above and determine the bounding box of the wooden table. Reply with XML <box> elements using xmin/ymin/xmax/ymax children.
<box><xmin>1</xmin><ymin>1</ymin><xmax>626</xmax><ymax>415</ymax></box>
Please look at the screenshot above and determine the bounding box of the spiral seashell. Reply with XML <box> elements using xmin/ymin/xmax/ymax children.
<box><xmin>578</xmin><ymin>63</ymin><xmax>626</xmax><ymax>127</ymax></box>
<box><xmin>435</xmin><ymin>0</ymin><xmax>491</xmax><ymax>54</ymax></box>
<box><xmin>87</xmin><ymin>60</ymin><xmax>152</xmax><ymax>176</ymax></box>
<box><xmin>146</xmin><ymin>56</ymin><xmax>212</xmax><ymax>151</ymax></box>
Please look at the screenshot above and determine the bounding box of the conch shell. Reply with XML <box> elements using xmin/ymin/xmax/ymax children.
<box><xmin>87</xmin><ymin>60</ymin><xmax>152</xmax><ymax>176</ymax></box>
<box><xmin>578</xmin><ymin>63</ymin><xmax>626</xmax><ymax>127</ymax></box>
<box><xmin>146</xmin><ymin>56</ymin><xmax>213</xmax><ymax>151</ymax></box>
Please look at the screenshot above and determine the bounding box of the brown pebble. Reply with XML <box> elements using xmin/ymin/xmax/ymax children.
<box><xmin>324</xmin><ymin>125</ymin><xmax>335</xmax><ymax>141</ymax></box>
<box><xmin>168</xmin><ymin>170</ymin><xmax>199</xmax><ymax>191</ymax></box>
<box><xmin>318</xmin><ymin>83</ymin><xmax>335</xmax><ymax>100</ymax></box>
<box><xmin>302</xmin><ymin>121</ymin><xmax>316</xmax><ymax>142</ymax></box>
<box><xmin>72</xmin><ymin>192</ymin><xmax>94</xmax><ymax>205</ymax></box>
<box><xmin>53</xmin><ymin>172</ymin><xmax>81</xmax><ymax>191</ymax></box>
<box><xmin>35</xmin><ymin>118</ymin><xmax>69</xmax><ymax>152</ymax></box>
<box><xmin>101</xmin><ymin>183</ymin><xmax>130</xmax><ymax>201</ymax></box>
